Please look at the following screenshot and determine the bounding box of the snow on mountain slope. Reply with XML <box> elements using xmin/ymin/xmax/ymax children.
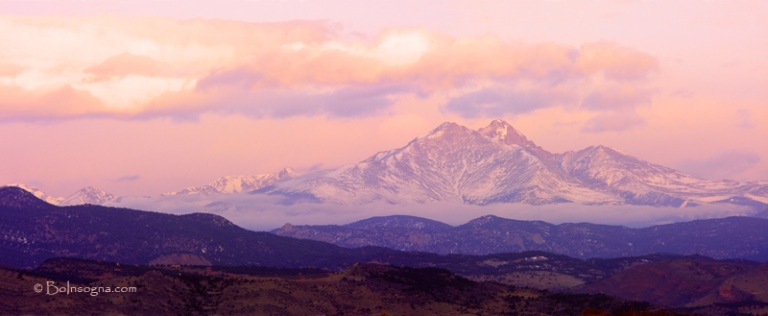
<box><xmin>560</xmin><ymin>145</ymin><xmax>764</xmax><ymax>207</ymax></box>
<box><xmin>5</xmin><ymin>184</ymin><xmax>63</xmax><ymax>205</ymax></box>
<box><xmin>164</xmin><ymin>168</ymin><xmax>297</xmax><ymax>196</ymax></box>
<box><xmin>8</xmin><ymin>120</ymin><xmax>766</xmax><ymax>214</ymax></box>
<box><xmin>258</xmin><ymin>120</ymin><xmax>767</xmax><ymax>209</ymax></box>
<box><xmin>60</xmin><ymin>186</ymin><xmax>116</xmax><ymax>206</ymax></box>
<box><xmin>262</xmin><ymin>121</ymin><xmax>619</xmax><ymax>205</ymax></box>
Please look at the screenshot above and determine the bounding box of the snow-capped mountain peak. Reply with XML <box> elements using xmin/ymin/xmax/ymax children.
<box><xmin>255</xmin><ymin>120</ymin><xmax>768</xmax><ymax>209</ymax></box>
<box><xmin>163</xmin><ymin>168</ymin><xmax>297</xmax><ymax>196</ymax></box>
<box><xmin>478</xmin><ymin>119</ymin><xmax>527</xmax><ymax>144</ymax></box>
<box><xmin>60</xmin><ymin>186</ymin><xmax>116</xmax><ymax>206</ymax></box>
<box><xmin>259</xmin><ymin>120</ymin><xmax>620</xmax><ymax>205</ymax></box>
<box><xmin>478</xmin><ymin>120</ymin><xmax>553</xmax><ymax>159</ymax></box>
<box><xmin>277</xmin><ymin>167</ymin><xmax>297</xmax><ymax>178</ymax></box>
<box><xmin>9</xmin><ymin>120</ymin><xmax>766</xmax><ymax>214</ymax></box>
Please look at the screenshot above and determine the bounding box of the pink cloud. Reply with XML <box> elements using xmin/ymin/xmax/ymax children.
<box><xmin>0</xmin><ymin>63</ymin><xmax>23</xmax><ymax>77</ymax></box>
<box><xmin>84</xmin><ymin>53</ymin><xmax>176</xmax><ymax>81</ymax></box>
<box><xmin>0</xmin><ymin>16</ymin><xmax>659</xmax><ymax>126</ymax></box>
<box><xmin>0</xmin><ymin>85</ymin><xmax>106</xmax><ymax>121</ymax></box>
<box><xmin>576</xmin><ymin>41</ymin><xmax>659</xmax><ymax>81</ymax></box>
<box><xmin>581</xmin><ymin>85</ymin><xmax>653</xmax><ymax>110</ymax></box>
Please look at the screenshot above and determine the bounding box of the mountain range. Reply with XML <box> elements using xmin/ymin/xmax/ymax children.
<box><xmin>0</xmin><ymin>186</ymin><xmax>375</xmax><ymax>269</ymax></box>
<box><xmin>0</xmin><ymin>185</ymin><xmax>687</xmax><ymax>288</ymax></box>
<box><xmin>256</xmin><ymin>119</ymin><xmax>768</xmax><ymax>209</ymax></box>
<box><xmin>273</xmin><ymin>214</ymin><xmax>768</xmax><ymax>261</ymax></box>
<box><xmin>6</xmin><ymin>120</ymin><xmax>768</xmax><ymax>225</ymax></box>
<box><xmin>161</xmin><ymin>167</ymin><xmax>297</xmax><ymax>197</ymax></box>
<box><xmin>4</xmin><ymin>167</ymin><xmax>297</xmax><ymax>206</ymax></box>
<box><xmin>3</xmin><ymin>185</ymin><xmax>767</xmax><ymax>269</ymax></box>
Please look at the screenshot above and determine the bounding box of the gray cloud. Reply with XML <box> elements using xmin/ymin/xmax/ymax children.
<box><xmin>142</xmin><ymin>83</ymin><xmax>418</xmax><ymax>121</ymax></box>
<box><xmin>676</xmin><ymin>150</ymin><xmax>761</xmax><ymax>181</ymax></box>
<box><xmin>443</xmin><ymin>83</ymin><xmax>655</xmax><ymax>133</ymax></box>
<box><xmin>195</xmin><ymin>67</ymin><xmax>267</xmax><ymax>91</ymax></box>
<box><xmin>116</xmin><ymin>175</ymin><xmax>141</xmax><ymax>182</ymax></box>
<box><xmin>442</xmin><ymin>87</ymin><xmax>576</xmax><ymax>118</ymax></box>
<box><xmin>581</xmin><ymin>111</ymin><xmax>646</xmax><ymax>133</ymax></box>
<box><xmin>440</xmin><ymin>42</ymin><xmax>658</xmax><ymax>133</ymax></box>
<box><xmin>736</xmin><ymin>109</ymin><xmax>755</xmax><ymax>129</ymax></box>
<box><xmin>581</xmin><ymin>87</ymin><xmax>652</xmax><ymax>111</ymax></box>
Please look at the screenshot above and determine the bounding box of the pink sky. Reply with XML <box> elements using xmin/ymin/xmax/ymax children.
<box><xmin>0</xmin><ymin>0</ymin><xmax>766</xmax><ymax>197</ymax></box>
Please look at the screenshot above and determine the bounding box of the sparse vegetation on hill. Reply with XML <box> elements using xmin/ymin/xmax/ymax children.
<box><xmin>2</xmin><ymin>258</ymin><xmax>678</xmax><ymax>316</ymax></box>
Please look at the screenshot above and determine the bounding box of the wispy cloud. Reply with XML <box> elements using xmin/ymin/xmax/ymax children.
<box><xmin>736</xmin><ymin>108</ymin><xmax>755</xmax><ymax>129</ymax></box>
<box><xmin>677</xmin><ymin>150</ymin><xmax>761</xmax><ymax>181</ymax></box>
<box><xmin>116</xmin><ymin>174</ymin><xmax>141</xmax><ymax>182</ymax></box>
<box><xmin>581</xmin><ymin>111</ymin><xmax>647</xmax><ymax>133</ymax></box>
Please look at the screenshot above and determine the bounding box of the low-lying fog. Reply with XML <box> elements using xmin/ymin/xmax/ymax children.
<box><xmin>108</xmin><ymin>192</ymin><xmax>758</xmax><ymax>231</ymax></box>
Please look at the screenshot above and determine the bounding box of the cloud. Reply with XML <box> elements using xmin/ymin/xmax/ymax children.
<box><xmin>0</xmin><ymin>85</ymin><xmax>106</xmax><ymax>122</ymax></box>
<box><xmin>581</xmin><ymin>111</ymin><xmax>646</xmax><ymax>133</ymax></box>
<box><xmin>84</xmin><ymin>53</ymin><xmax>177</xmax><ymax>82</ymax></box>
<box><xmin>142</xmin><ymin>82</ymin><xmax>415</xmax><ymax>120</ymax></box>
<box><xmin>735</xmin><ymin>108</ymin><xmax>755</xmax><ymax>129</ymax></box>
<box><xmin>443</xmin><ymin>86</ymin><xmax>576</xmax><ymax>118</ymax></box>
<box><xmin>0</xmin><ymin>63</ymin><xmax>23</xmax><ymax>77</ymax></box>
<box><xmin>116</xmin><ymin>174</ymin><xmax>141</xmax><ymax>182</ymax></box>
<box><xmin>191</xmin><ymin>66</ymin><xmax>404</xmax><ymax>119</ymax></box>
<box><xmin>581</xmin><ymin>85</ymin><xmax>652</xmax><ymax>110</ymax></box>
<box><xmin>576</xmin><ymin>41</ymin><xmax>659</xmax><ymax>81</ymax></box>
<box><xmin>195</xmin><ymin>67</ymin><xmax>266</xmax><ymax>91</ymax></box>
<box><xmin>677</xmin><ymin>150</ymin><xmax>761</xmax><ymax>181</ymax></box>
<box><xmin>438</xmin><ymin>42</ymin><xmax>657</xmax><ymax>131</ymax></box>
<box><xmin>0</xmin><ymin>16</ymin><xmax>658</xmax><ymax>124</ymax></box>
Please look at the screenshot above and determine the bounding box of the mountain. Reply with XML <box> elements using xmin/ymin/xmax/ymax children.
<box><xmin>274</xmin><ymin>214</ymin><xmax>768</xmax><ymax>261</ymax></box>
<box><xmin>255</xmin><ymin>120</ymin><xmax>768</xmax><ymax>210</ymax></box>
<box><xmin>163</xmin><ymin>167</ymin><xmax>297</xmax><ymax>196</ymax></box>
<box><xmin>9</xmin><ymin>120</ymin><xmax>766</xmax><ymax>221</ymax></box>
<box><xmin>345</xmin><ymin>215</ymin><xmax>454</xmax><ymax>232</ymax></box>
<box><xmin>4</xmin><ymin>184</ymin><xmax>63</xmax><ymax>205</ymax></box>
<box><xmin>257</xmin><ymin>120</ymin><xmax>620</xmax><ymax>205</ymax></box>
<box><xmin>6</xmin><ymin>168</ymin><xmax>297</xmax><ymax>208</ymax></box>
<box><xmin>0</xmin><ymin>186</ymin><xmax>383</xmax><ymax>269</ymax></box>
<box><xmin>6</xmin><ymin>184</ymin><xmax>116</xmax><ymax>206</ymax></box>
<box><xmin>582</xmin><ymin>258</ymin><xmax>768</xmax><ymax>314</ymax></box>
<box><xmin>60</xmin><ymin>186</ymin><xmax>116</xmax><ymax>206</ymax></box>
<box><xmin>560</xmin><ymin>145</ymin><xmax>768</xmax><ymax>207</ymax></box>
